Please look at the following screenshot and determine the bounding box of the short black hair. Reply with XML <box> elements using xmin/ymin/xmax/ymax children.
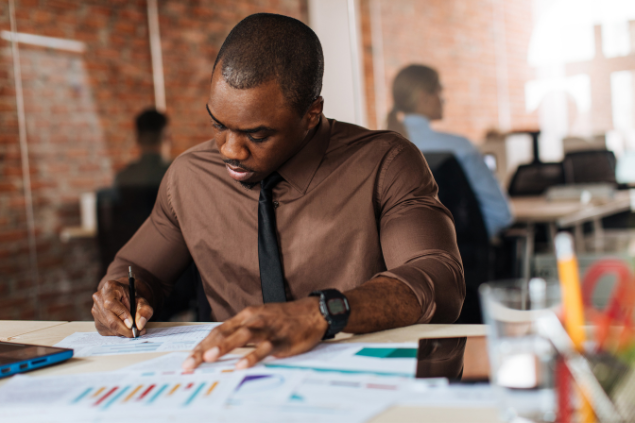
<box><xmin>135</xmin><ymin>109</ymin><xmax>168</xmax><ymax>146</ymax></box>
<box><xmin>214</xmin><ymin>13</ymin><xmax>324</xmax><ymax>116</ymax></box>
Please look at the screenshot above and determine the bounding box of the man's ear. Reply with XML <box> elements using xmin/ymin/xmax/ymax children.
<box><xmin>305</xmin><ymin>96</ymin><xmax>324</xmax><ymax>130</ymax></box>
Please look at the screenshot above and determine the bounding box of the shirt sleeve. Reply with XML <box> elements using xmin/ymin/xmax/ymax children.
<box><xmin>458</xmin><ymin>148</ymin><xmax>513</xmax><ymax>238</ymax></box>
<box><xmin>100</xmin><ymin>165</ymin><xmax>192</xmax><ymax>310</ymax></box>
<box><xmin>375</xmin><ymin>140</ymin><xmax>465</xmax><ymax>324</ymax></box>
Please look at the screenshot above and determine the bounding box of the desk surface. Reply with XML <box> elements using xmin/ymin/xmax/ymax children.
<box><xmin>1</xmin><ymin>322</ymin><xmax>499</xmax><ymax>423</ymax></box>
<box><xmin>511</xmin><ymin>191</ymin><xmax>631</xmax><ymax>225</ymax></box>
<box><xmin>0</xmin><ymin>320</ymin><xmax>67</xmax><ymax>341</ymax></box>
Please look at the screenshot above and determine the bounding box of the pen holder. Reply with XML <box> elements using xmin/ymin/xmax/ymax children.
<box><xmin>480</xmin><ymin>279</ymin><xmax>562</xmax><ymax>423</ymax></box>
<box><xmin>536</xmin><ymin>313</ymin><xmax>635</xmax><ymax>423</ymax></box>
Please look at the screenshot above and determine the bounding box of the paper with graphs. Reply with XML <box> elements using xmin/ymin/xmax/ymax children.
<box><xmin>54</xmin><ymin>324</ymin><xmax>220</xmax><ymax>357</ymax></box>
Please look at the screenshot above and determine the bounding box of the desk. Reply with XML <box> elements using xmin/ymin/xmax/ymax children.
<box><xmin>511</xmin><ymin>191</ymin><xmax>632</xmax><ymax>278</ymax></box>
<box><xmin>0</xmin><ymin>322</ymin><xmax>500</xmax><ymax>423</ymax></box>
<box><xmin>0</xmin><ymin>320</ymin><xmax>67</xmax><ymax>341</ymax></box>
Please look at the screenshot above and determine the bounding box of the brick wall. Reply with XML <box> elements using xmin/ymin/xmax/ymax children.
<box><xmin>0</xmin><ymin>0</ymin><xmax>307</xmax><ymax>320</ymax></box>
<box><xmin>360</xmin><ymin>0</ymin><xmax>538</xmax><ymax>141</ymax></box>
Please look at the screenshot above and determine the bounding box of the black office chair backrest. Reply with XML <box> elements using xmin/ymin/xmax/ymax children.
<box><xmin>508</xmin><ymin>162</ymin><xmax>564</xmax><ymax>197</ymax></box>
<box><xmin>423</xmin><ymin>152</ymin><xmax>491</xmax><ymax>324</ymax></box>
<box><xmin>97</xmin><ymin>187</ymin><xmax>159</xmax><ymax>274</ymax></box>
<box><xmin>563</xmin><ymin>150</ymin><xmax>617</xmax><ymax>185</ymax></box>
<box><xmin>96</xmin><ymin>187</ymin><xmax>212</xmax><ymax>322</ymax></box>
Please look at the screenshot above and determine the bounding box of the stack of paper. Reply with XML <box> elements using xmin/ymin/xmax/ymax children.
<box><xmin>9</xmin><ymin>330</ymin><xmax>496</xmax><ymax>422</ymax></box>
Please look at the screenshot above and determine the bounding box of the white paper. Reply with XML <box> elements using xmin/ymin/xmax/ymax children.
<box><xmin>119</xmin><ymin>351</ymin><xmax>242</xmax><ymax>374</ymax></box>
<box><xmin>398</xmin><ymin>383</ymin><xmax>497</xmax><ymax>408</ymax></box>
<box><xmin>54</xmin><ymin>324</ymin><xmax>220</xmax><ymax>357</ymax></box>
<box><xmin>264</xmin><ymin>342</ymin><xmax>418</xmax><ymax>377</ymax></box>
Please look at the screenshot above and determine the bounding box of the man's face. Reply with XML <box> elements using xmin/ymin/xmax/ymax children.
<box><xmin>207</xmin><ymin>68</ymin><xmax>322</xmax><ymax>185</ymax></box>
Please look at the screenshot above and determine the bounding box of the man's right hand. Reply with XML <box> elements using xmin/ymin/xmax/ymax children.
<box><xmin>91</xmin><ymin>277</ymin><xmax>154</xmax><ymax>337</ymax></box>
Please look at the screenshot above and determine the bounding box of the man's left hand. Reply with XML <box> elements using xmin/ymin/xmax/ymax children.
<box><xmin>182</xmin><ymin>297</ymin><xmax>328</xmax><ymax>370</ymax></box>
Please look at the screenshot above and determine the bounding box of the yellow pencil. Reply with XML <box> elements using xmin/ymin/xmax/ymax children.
<box><xmin>555</xmin><ymin>232</ymin><xmax>594</xmax><ymax>423</ymax></box>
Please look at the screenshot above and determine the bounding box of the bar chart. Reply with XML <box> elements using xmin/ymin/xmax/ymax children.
<box><xmin>69</xmin><ymin>375</ymin><xmax>230</xmax><ymax>411</ymax></box>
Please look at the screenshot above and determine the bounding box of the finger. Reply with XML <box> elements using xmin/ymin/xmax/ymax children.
<box><xmin>93</xmin><ymin>291</ymin><xmax>129</xmax><ymax>336</ymax></box>
<box><xmin>102</xmin><ymin>306</ymin><xmax>134</xmax><ymax>337</ymax></box>
<box><xmin>101</xmin><ymin>284</ymin><xmax>133</xmax><ymax>329</ymax></box>
<box><xmin>236</xmin><ymin>340</ymin><xmax>274</xmax><ymax>369</ymax></box>
<box><xmin>92</xmin><ymin>299</ymin><xmax>117</xmax><ymax>336</ymax></box>
<box><xmin>204</xmin><ymin>326</ymin><xmax>254</xmax><ymax>362</ymax></box>
<box><xmin>135</xmin><ymin>297</ymin><xmax>154</xmax><ymax>331</ymax></box>
<box><xmin>183</xmin><ymin>325</ymin><xmax>231</xmax><ymax>370</ymax></box>
<box><xmin>183</xmin><ymin>318</ymin><xmax>250</xmax><ymax>371</ymax></box>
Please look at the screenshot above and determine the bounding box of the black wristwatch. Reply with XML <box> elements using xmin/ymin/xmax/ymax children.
<box><xmin>309</xmin><ymin>289</ymin><xmax>351</xmax><ymax>340</ymax></box>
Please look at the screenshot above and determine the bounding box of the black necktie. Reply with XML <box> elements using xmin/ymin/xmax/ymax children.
<box><xmin>258</xmin><ymin>172</ymin><xmax>286</xmax><ymax>303</ymax></box>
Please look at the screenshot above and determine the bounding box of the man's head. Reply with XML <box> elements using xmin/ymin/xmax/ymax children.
<box><xmin>207</xmin><ymin>13</ymin><xmax>324</xmax><ymax>186</ymax></box>
<box><xmin>135</xmin><ymin>109</ymin><xmax>168</xmax><ymax>150</ymax></box>
<box><xmin>392</xmin><ymin>65</ymin><xmax>443</xmax><ymax>121</ymax></box>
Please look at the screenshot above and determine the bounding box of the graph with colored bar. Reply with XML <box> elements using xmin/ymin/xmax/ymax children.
<box><xmin>68</xmin><ymin>375</ymin><xmax>232</xmax><ymax>411</ymax></box>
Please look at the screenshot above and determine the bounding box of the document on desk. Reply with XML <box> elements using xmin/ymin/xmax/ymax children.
<box><xmin>264</xmin><ymin>342</ymin><xmax>419</xmax><ymax>377</ymax></box>
<box><xmin>53</xmin><ymin>324</ymin><xmax>221</xmax><ymax>357</ymax></box>
<box><xmin>0</xmin><ymin>368</ymin><xmax>306</xmax><ymax>422</ymax></box>
<box><xmin>119</xmin><ymin>351</ymin><xmax>241</xmax><ymax>374</ymax></box>
<box><xmin>0</xmin><ymin>364</ymin><xmax>440</xmax><ymax>423</ymax></box>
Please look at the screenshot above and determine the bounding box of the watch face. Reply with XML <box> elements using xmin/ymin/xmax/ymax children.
<box><xmin>326</xmin><ymin>298</ymin><xmax>347</xmax><ymax>315</ymax></box>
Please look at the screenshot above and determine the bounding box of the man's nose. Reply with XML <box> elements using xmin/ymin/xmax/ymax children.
<box><xmin>219</xmin><ymin>132</ymin><xmax>249</xmax><ymax>162</ymax></box>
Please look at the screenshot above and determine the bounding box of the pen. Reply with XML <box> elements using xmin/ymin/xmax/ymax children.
<box><xmin>128</xmin><ymin>266</ymin><xmax>138</xmax><ymax>338</ymax></box>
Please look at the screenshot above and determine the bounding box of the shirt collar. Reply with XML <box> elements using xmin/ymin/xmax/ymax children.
<box><xmin>403</xmin><ymin>113</ymin><xmax>432</xmax><ymax>130</ymax></box>
<box><xmin>277</xmin><ymin>114</ymin><xmax>330</xmax><ymax>195</ymax></box>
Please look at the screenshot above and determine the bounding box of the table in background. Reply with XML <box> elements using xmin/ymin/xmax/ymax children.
<box><xmin>510</xmin><ymin>190</ymin><xmax>632</xmax><ymax>278</ymax></box>
<box><xmin>0</xmin><ymin>321</ymin><xmax>498</xmax><ymax>423</ymax></box>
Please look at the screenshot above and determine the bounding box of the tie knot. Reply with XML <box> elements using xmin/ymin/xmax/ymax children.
<box><xmin>261</xmin><ymin>172</ymin><xmax>283</xmax><ymax>191</ymax></box>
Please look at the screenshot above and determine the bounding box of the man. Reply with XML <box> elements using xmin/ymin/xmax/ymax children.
<box><xmin>388</xmin><ymin>65</ymin><xmax>513</xmax><ymax>239</ymax></box>
<box><xmin>115</xmin><ymin>109</ymin><xmax>170</xmax><ymax>187</ymax></box>
<box><xmin>92</xmin><ymin>14</ymin><xmax>464</xmax><ymax>371</ymax></box>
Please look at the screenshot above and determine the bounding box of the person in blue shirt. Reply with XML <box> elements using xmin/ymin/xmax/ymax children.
<box><xmin>387</xmin><ymin>64</ymin><xmax>512</xmax><ymax>239</ymax></box>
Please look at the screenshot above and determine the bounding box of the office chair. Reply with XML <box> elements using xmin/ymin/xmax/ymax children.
<box><xmin>508</xmin><ymin>162</ymin><xmax>565</xmax><ymax>197</ymax></box>
<box><xmin>563</xmin><ymin>150</ymin><xmax>617</xmax><ymax>185</ymax></box>
<box><xmin>423</xmin><ymin>152</ymin><xmax>491</xmax><ymax>324</ymax></box>
<box><xmin>96</xmin><ymin>187</ymin><xmax>211</xmax><ymax>322</ymax></box>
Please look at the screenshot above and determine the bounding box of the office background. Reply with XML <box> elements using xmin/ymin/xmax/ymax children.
<box><xmin>1</xmin><ymin>0</ymin><xmax>634</xmax><ymax>320</ymax></box>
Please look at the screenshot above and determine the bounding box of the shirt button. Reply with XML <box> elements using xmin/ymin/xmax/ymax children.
<box><xmin>273</xmin><ymin>201</ymin><xmax>279</xmax><ymax>209</ymax></box>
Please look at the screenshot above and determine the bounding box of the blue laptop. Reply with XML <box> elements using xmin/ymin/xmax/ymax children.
<box><xmin>0</xmin><ymin>341</ymin><xmax>73</xmax><ymax>378</ymax></box>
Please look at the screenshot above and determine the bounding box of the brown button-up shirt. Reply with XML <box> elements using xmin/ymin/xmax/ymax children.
<box><xmin>103</xmin><ymin>115</ymin><xmax>465</xmax><ymax>323</ymax></box>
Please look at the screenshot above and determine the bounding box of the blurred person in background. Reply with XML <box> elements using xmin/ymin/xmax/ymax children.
<box><xmin>115</xmin><ymin>109</ymin><xmax>170</xmax><ymax>187</ymax></box>
<box><xmin>387</xmin><ymin>64</ymin><xmax>512</xmax><ymax>240</ymax></box>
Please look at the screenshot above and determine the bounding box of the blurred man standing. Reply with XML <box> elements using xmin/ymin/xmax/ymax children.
<box><xmin>115</xmin><ymin>109</ymin><xmax>170</xmax><ymax>187</ymax></box>
<box><xmin>387</xmin><ymin>65</ymin><xmax>512</xmax><ymax>239</ymax></box>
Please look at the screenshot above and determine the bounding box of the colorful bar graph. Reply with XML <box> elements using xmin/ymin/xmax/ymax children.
<box><xmin>103</xmin><ymin>386</ymin><xmax>130</xmax><ymax>409</ymax></box>
<box><xmin>124</xmin><ymin>385</ymin><xmax>143</xmax><ymax>403</ymax></box>
<box><xmin>137</xmin><ymin>384</ymin><xmax>155</xmax><ymax>401</ymax></box>
<box><xmin>184</xmin><ymin>383</ymin><xmax>205</xmax><ymax>406</ymax></box>
<box><xmin>94</xmin><ymin>387</ymin><xmax>118</xmax><ymax>406</ymax></box>
<box><xmin>148</xmin><ymin>384</ymin><xmax>168</xmax><ymax>404</ymax></box>
<box><xmin>205</xmin><ymin>381</ymin><xmax>219</xmax><ymax>396</ymax></box>
<box><xmin>72</xmin><ymin>387</ymin><xmax>92</xmax><ymax>403</ymax></box>
<box><xmin>168</xmin><ymin>383</ymin><xmax>181</xmax><ymax>396</ymax></box>
<box><xmin>91</xmin><ymin>387</ymin><xmax>105</xmax><ymax>398</ymax></box>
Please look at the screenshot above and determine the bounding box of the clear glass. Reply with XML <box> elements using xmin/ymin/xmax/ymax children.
<box><xmin>480</xmin><ymin>279</ymin><xmax>562</xmax><ymax>423</ymax></box>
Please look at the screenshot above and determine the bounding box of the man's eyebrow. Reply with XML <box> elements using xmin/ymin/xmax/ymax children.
<box><xmin>205</xmin><ymin>103</ymin><xmax>275</xmax><ymax>134</ymax></box>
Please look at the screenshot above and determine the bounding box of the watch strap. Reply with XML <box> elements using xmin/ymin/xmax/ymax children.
<box><xmin>309</xmin><ymin>289</ymin><xmax>350</xmax><ymax>340</ymax></box>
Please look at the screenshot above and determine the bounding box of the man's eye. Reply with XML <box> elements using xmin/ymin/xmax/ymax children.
<box><xmin>211</xmin><ymin>121</ymin><xmax>225</xmax><ymax>130</ymax></box>
<box><xmin>248</xmin><ymin>134</ymin><xmax>269</xmax><ymax>143</ymax></box>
